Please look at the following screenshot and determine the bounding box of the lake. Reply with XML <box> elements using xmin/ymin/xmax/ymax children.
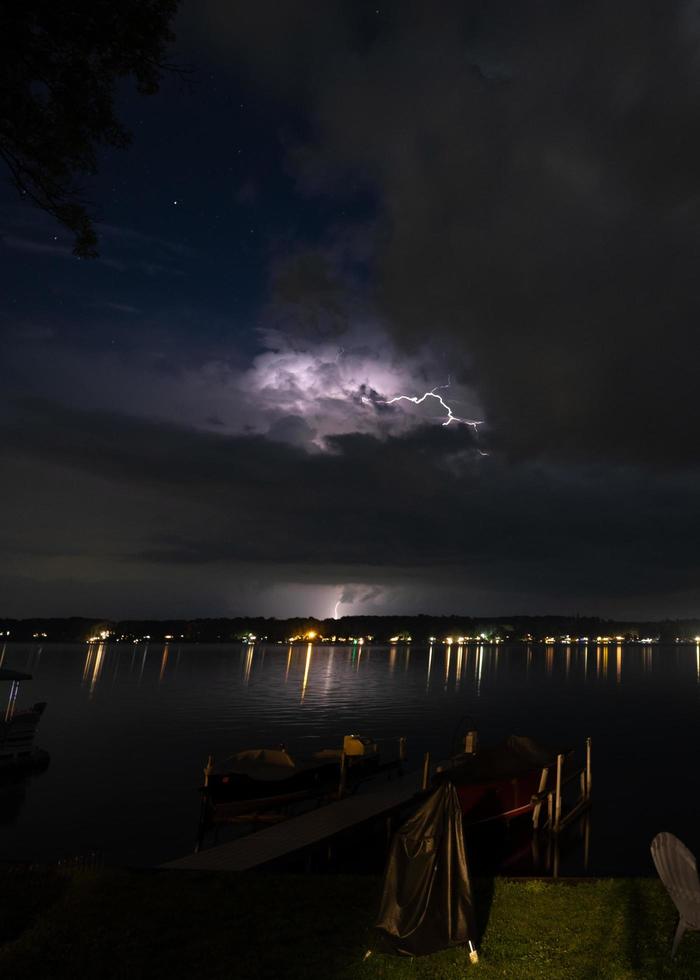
<box><xmin>1</xmin><ymin>639</ymin><xmax>699</xmax><ymax>875</ymax></box>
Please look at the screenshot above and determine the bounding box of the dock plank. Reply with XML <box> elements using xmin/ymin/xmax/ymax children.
<box><xmin>162</xmin><ymin>770</ymin><xmax>423</xmax><ymax>872</ymax></box>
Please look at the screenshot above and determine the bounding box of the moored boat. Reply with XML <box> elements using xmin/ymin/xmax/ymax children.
<box><xmin>433</xmin><ymin>735</ymin><xmax>571</xmax><ymax>825</ymax></box>
<box><xmin>0</xmin><ymin>668</ymin><xmax>49</xmax><ymax>777</ymax></box>
<box><xmin>206</xmin><ymin>734</ymin><xmax>381</xmax><ymax>804</ymax></box>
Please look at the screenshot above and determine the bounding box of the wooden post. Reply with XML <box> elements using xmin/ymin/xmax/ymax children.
<box><xmin>421</xmin><ymin>751</ymin><xmax>431</xmax><ymax>791</ymax></box>
<box><xmin>532</xmin><ymin>766</ymin><xmax>549</xmax><ymax>829</ymax></box>
<box><xmin>338</xmin><ymin>750</ymin><xmax>347</xmax><ymax>798</ymax></box>
<box><xmin>203</xmin><ymin>754</ymin><xmax>214</xmax><ymax>788</ymax></box>
<box><xmin>547</xmin><ymin>791</ymin><xmax>553</xmax><ymax>830</ymax></box>
<box><xmin>554</xmin><ymin>753</ymin><xmax>563</xmax><ymax>833</ymax></box>
<box><xmin>585</xmin><ymin>737</ymin><xmax>592</xmax><ymax>799</ymax></box>
<box><xmin>398</xmin><ymin>736</ymin><xmax>407</xmax><ymax>763</ymax></box>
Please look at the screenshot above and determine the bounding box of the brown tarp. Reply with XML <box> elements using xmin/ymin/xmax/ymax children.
<box><xmin>375</xmin><ymin>782</ymin><xmax>476</xmax><ymax>957</ymax></box>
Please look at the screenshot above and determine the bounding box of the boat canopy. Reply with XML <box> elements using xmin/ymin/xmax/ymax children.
<box><xmin>435</xmin><ymin>735</ymin><xmax>569</xmax><ymax>783</ymax></box>
<box><xmin>0</xmin><ymin>669</ymin><xmax>32</xmax><ymax>682</ymax></box>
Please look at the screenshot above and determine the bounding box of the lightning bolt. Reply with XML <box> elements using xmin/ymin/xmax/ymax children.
<box><xmin>383</xmin><ymin>383</ymin><xmax>488</xmax><ymax>454</ymax></box>
<box><xmin>333</xmin><ymin>600</ymin><xmax>341</xmax><ymax>619</ymax></box>
<box><xmin>385</xmin><ymin>383</ymin><xmax>479</xmax><ymax>429</ymax></box>
<box><xmin>384</xmin><ymin>381</ymin><xmax>488</xmax><ymax>456</ymax></box>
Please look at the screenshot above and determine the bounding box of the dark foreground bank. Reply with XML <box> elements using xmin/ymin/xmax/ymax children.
<box><xmin>0</xmin><ymin>867</ymin><xmax>698</xmax><ymax>979</ymax></box>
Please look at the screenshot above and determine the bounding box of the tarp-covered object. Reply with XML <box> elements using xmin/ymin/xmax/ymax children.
<box><xmin>375</xmin><ymin>782</ymin><xmax>476</xmax><ymax>957</ymax></box>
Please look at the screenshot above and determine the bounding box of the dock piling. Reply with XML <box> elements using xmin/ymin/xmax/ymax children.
<box><xmin>586</xmin><ymin>737</ymin><xmax>592</xmax><ymax>799</ymax></box>
<box><xmin>337</xmin><ymin>750</ymin><xmax>347</xmax><ymax>798</ymax></box>
<box><xmin>554</xmin><ymin>754</ymin><xmax>563</xmax><ymax>832</ymax></box>
<box><xmin>421</xmin><ymin>751</ymin><xmax>431</xmax><ymax>791</ymax></box>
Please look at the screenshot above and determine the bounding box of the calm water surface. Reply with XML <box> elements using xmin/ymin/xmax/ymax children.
<box><xmin>1</xmin><ymin>640</ymin><xmax>699</xmax><ymax>875</ymax></box>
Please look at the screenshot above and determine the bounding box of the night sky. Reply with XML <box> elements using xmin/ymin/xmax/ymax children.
<box><xmin>2</xmin><ymin>1</ymin><xmax>700</xmax><ymax>620</ymax></box>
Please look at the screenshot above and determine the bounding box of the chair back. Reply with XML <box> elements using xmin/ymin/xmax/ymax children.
<box><xmin>651</xmin><ymin>832</ymin><xmax>700</xmax><ymax>927</ymax></box>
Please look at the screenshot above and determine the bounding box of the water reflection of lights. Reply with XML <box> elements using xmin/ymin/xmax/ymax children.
<box><xmin>455</xmin><ymin>644</ymin><xmax>463</xmax><ymax>687</ymax></box>
<box><xmin>138</xmin><ymin>644</ymin><xmax>148</xmax><ymax>684</ymax></box>
<box><xmin>243</xmin><ymin>646</ymin><xmax>254</xmax><ymax>686</ymax></box>
<box><xmin>159</xmin><ymin>644</ymin><xmax>170</xmax><ymax>684</ymax></box>
<box><xmin>696</xmin><ymin>643</ymin><xmax>700</xmax><ymax>682</ymax></box>
<box><xmin>616</xmin><ymin>645</ymin><xmax>622</xmax><ymax>684</ymax></box>
<box><xmin>476</xmin><ymin>645</ymin><xmax>484</xmax><ymax>695</ymax></box>
<box><xmin>389</xmin><ymin>646</ymin><xmax>397</xmax><ymax>673</ymax></box>
<box><xmin>83</xmin><ymin>641</ymin><xmax>106</xmax><ymax>697</ymax></box>
<box><xmin>444</xmin><ymin>646</ymin><xmax>451</xmax><ymax>687</ymax></box>
<box><xmin>301</xmin><ymin>643</ymin><xmax>313</xmax><ymax>701</ymax></box>
<box><xmin>426</xmin><ymin>646</ymin><xmax>433</xmax><ymax>690</ymax></box>
<box><xmin>285</xmin><ymin>645</ymin><xmax>292</xmax><ymax>683</ymax></box>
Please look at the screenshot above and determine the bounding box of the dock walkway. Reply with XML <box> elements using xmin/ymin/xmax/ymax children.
<box><xmin>162</xmin><ymin>769</ymin><xmax>422</xmax><ymax>872</ymax></box>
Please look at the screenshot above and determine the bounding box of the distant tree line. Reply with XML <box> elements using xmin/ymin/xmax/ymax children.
<box><xmin>1</xmin><ymin>615</ymin><xmax>699</xmax><ymax>643</ymax></box>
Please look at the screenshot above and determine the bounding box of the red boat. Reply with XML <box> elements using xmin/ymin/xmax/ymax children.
<box><xmin>433</xmin><ymin>735</ymin><xmax>571</xmax><ymax>825</ymax></box>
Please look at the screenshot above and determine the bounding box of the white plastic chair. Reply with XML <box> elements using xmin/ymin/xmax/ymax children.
<box><xmin>651</xmin><ymin>832</ymin><xmax>700</xmax><ymax>957</ymax></box>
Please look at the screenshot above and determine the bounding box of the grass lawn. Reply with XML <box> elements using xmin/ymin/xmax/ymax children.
<box><xmin>1</xmin><ymin>867</ymin><xmax>698</xmax><ymax>979</ymax></box>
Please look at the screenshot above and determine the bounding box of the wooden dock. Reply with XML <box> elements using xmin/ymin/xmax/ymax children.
<box><xmin>162</xmin><ymin>769</ymin><xmax>423</xmax><ymax>872</ymax></box>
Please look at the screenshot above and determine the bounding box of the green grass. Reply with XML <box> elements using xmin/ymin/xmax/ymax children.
<box><xmin>1</xmin><ymin>869</ymin><xmax>699</xmax><ymax>979</ymax></box>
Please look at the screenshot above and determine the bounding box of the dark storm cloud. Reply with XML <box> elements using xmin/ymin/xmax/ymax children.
<box><xmin>194</xmin><ymin>0</ymin><xmax>700</xmax><ymax>467</ymax></box>
<box><xmin>3</xmin><ymin>398</ymin><xmax>700</xmax><ymax>614</ymax></box>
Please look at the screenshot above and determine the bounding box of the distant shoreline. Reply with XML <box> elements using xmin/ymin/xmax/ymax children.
<box><xmin>1</xmin><ymin>614</ymin><xmax>700</xmax><ymax>645</ymax></box>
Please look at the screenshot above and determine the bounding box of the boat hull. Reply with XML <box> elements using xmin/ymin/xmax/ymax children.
<box><xmin>455</xmin><ymin>768</ymin><xmax>545</xmax><ymax>825</ymax></box>
<box><xmin>434</xmin><ymin>735</ymin><xmax>569</xmax><ymax>826</ymax></box>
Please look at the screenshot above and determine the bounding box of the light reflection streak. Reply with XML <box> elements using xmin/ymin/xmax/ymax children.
<box><xmin>89</xmin><ymin>642</ymin><xmax>105</xmax><ymax>698</ymax></box>
<box><xmin>243</xmin><ymin>646</ymin><xmax>254</xmax><ymax>686</ymax></box>
<box><xmin>545</xmin><ymin>644</ymin><xmax>554</xmax><ymax>677</ymax></box>
<box><xmin>696</xmin><ymin>643</ymin><xmax>699</xmax><ymax>682</ymax></box>
<box><xmin>159</xmin><ymin>644</ymin><xmax>170</xmax><ymax>684</ymax></box>
<box><xmin>389</xmin><ymin>645</ymin><xmax>397</xmax><ymax>673</ymax></box>
<box><xmin>444</xmin><ymin>646</ymin><xmax>451</xmax><ymax>687</ymax></box>
<box><xmin>596</xmin><ymin>646</ymin><xmax>601</xmax><ymax>678</ymax></box>
<box><xmin>616</xmin><ymin>645</ymin><xmax>622</xmax><ymax>684</ymax></box>
<box><xmin>82</xmin><ymin>643</ymin><xmax>96</xmax><ymax>683</ymax></box>
<box><xmin>301</xmin><ymin>643</ymin><xmax>312</xmax><ymax>702</ymax></box>
<box><xmin>456</xmin><ymin>645</ymin><xmax>463</xmax><ymax>687</ymax></box>
<box><xmin>476</xmin><ymin>644</ymin><xmax>483</xmax><ymax>696</ymax></box>
<box><xmin>584</xmin><ymin>646</ymin><xmax>588</xmax><ymax>680</ymax></box>
<box><xmin>138</xmin><ymin>645</ymin><xmax>148</xmax><ymax>685</ymax></box>
<box><xmin>426</xmin><ymin>646</ymin><xmax>433</xmax><ymax>690</ymax></box>
<box><xmin>285</xmin><ymin>645</ymin><xmax>292</xmax><ymax>683</ymax></box>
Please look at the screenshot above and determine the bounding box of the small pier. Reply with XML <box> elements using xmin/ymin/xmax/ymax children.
<box><xmin>162</xmin><ymin>769</ymin><xmax>423</xmax><ymax>872</ymax></box>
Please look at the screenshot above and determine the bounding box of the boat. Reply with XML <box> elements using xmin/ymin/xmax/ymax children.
<box><xmin>432</xmin><ymin>734</ymin><xmax>571</xmax><ymax>826</ymax></box>
<box><xmin>196</xmin><ymin>735</ymin><xmax>385</xmax><ymax>845</ymax></box>
<box><xmin>0</xmin><ymin>668</ymin><xmax>49</xmax><ymax>777</ymax></box>
<box><xmin>204</xmin><ymin>734</ymin><xmax>380</xmax><ymax>807</ymax></box>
